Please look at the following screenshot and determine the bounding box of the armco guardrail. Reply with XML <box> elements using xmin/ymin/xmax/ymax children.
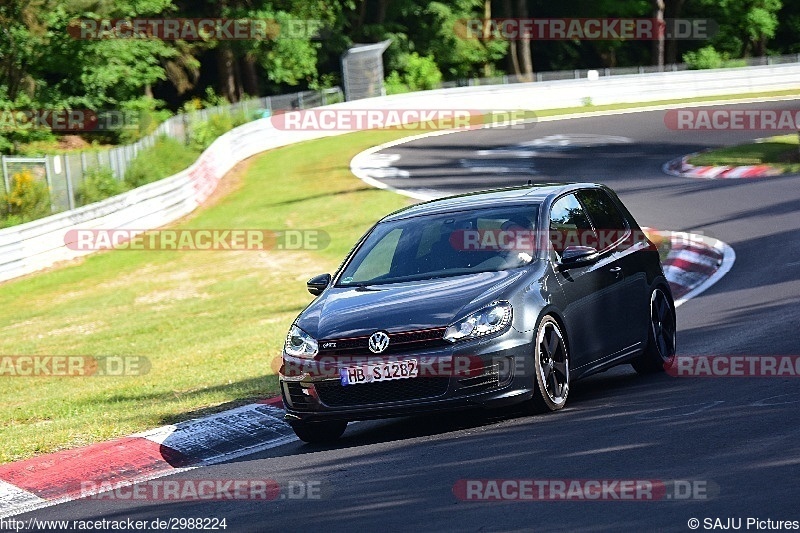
<box><xmin>1</xmin><ymin>63</ymin><xmax>799</xmax><ymax>283</ymax></box>
<box><xmin>0</xmin><ymin>89</ymin><xmax>343</xmax><ymax>213</ymax></box>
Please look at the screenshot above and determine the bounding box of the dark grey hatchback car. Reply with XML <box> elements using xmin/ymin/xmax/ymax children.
<box><xmin>279</xmin><ymin>183</ymin><xmax>676</xmax><ymax>443</ymax></box>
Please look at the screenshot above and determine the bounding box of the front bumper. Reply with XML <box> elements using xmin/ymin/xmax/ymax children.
<box><xmin>279</xmin><ymin>330</ymin><xmax>535</xmax><ymax>423</ymax></box>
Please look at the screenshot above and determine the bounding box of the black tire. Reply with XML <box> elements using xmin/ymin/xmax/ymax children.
<box><xmin>525</xmin><ymin>315</ymin><xmax>570</xmax><ymax>413</ymax></box>
<box><xmin>632</xmin><ymin>286</ymin><xmax>677</xmax><ymax>374</ymax></box>
<box><xmin>290</xmin><ymin>420</ymin><xmax>347</xmax><ymax>444</ymax></box>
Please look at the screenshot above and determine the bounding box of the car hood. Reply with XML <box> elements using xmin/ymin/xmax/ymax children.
<box><xmin>296</xmin><ymin>270</ymin><xmax>528</xmax><ymax>339</ymax></box>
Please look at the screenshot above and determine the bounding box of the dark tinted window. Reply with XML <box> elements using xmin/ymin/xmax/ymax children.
<box><xmin>577</xmin><ymin>189</ymin><xmax>630</xmax><ymax>252</ymax></box>
<box><xmin>578</xmin><ymin>189</ymin><xmax>628</xmax><ymax>232</ymax></box>
<box><xmin>548</xmin><ymin>194</ymin><xmax>596</xmax><ymax>255</ymax></box>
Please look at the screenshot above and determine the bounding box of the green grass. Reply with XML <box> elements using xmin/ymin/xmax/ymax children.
<box><xmin>519</xmin><ymin>88</ymin><xmax>800</xmax><ymax>119</ymax></box>
<box><xmin>0</xmin><ymin>129</ymin><xmax>413</xmax><ymax>463</ymax></box>
<box><xmin>0</xmin><ymin>86</ymin><xmax>798</xmax><ymax>464</ymax></box>
<box><xmin>687</xmin><ymin>134</ymin><xmax>800</xmax><ymax>173</ymax></box>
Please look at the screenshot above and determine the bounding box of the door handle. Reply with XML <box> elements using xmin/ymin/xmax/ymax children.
<box><xmin>609</xmin><ymin>266</ymin><xmax>623</xmax><ymax>278</ymax></box>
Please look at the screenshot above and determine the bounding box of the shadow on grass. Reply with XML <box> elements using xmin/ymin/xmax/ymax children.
<box><xmin>257</xmin><ymin>186</ymin><xmax>375</xmax><ymax>209</ymax></box>
<box><xmin>90</xmin><ymin>374</ymin><xmax>282</xmax><ymax>427</ymax></box>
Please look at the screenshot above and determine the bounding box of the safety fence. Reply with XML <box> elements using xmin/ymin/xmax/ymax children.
<box><xmin>1</xmin><ymin>62</ymin><xmax>799</xmax><ymax>283</ymax></box>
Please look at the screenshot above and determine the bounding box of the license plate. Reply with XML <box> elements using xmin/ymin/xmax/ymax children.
<box><xmin>340</xmin><ymin>359</ymin><xmax>419</xmax><ymax>386</ymax></box>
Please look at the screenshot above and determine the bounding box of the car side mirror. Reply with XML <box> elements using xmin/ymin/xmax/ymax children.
<box><xmin>558</xmin><ymin>246</ymin><xmax>599</xmax><ymax>269</ymax></box>
<box><xmin>307</xmin><ymin>273</ymin><xmax>331</xmax><ymax>296</ymax></box>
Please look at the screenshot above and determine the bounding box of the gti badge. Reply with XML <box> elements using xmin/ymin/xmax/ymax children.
<box><xmin>368</xmin><ymin>331</ymin><xmax>390</xmax><ymax>354</ymax></box>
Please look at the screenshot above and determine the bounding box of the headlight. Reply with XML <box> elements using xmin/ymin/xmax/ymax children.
<box><xmin>284</xmin><ymin>325</ymin><xmax>318</xmax><ymax>358</ymax></box>
<box><xmin>444</xmin><ymin>301</ymin><xmax>512</xmax><ymax>343</ymax></box>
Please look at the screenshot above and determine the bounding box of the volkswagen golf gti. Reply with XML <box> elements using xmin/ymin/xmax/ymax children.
<box><xmin>279</xmin><ymin>183</ymin><xmax>676</xmax><ymax>443</ymax></box>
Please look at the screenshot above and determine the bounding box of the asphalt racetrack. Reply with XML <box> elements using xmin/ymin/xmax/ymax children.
<box><xmin>18</xmin><ymin>100</ymin><xmax>800</xmax><ymax>532</ymax></box>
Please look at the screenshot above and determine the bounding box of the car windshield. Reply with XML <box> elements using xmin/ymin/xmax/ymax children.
<box><xmin>337</xmin><ymin>205</ymin><xmax>539</xmax><ymax>287</ymax></box>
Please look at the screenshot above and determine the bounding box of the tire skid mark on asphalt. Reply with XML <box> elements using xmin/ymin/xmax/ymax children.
<box><xmin>2</xmin><ymin>97</ymin><xmax>758</xmax><ymax>520</ymax></box>
<box><xmin>750</xmin><ymin>392</ymin><xmax>800</xmax><ymax>407</ymax></box>
<box><xmin>633</xmin><ymin>400</ymin><xmax>725</xmax><ymax>420</ymax></box>
<box><xmin>351</xmin><ymin>136</ymin><xmax>736</xmax><ymax>308</ymax></box>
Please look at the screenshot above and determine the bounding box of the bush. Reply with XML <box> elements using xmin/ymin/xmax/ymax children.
<box><xmin>384</xmin><ymin>53</ymin><xmax>443</xmax><ymax>94</ymax></box>
<box><xmin>684</xmin><ymin>46</ymin><xmax>748</xmax><ymax>70</ymax></box>
<box><xmin>404</xmin><ymin>53</ymin><xmax>443</xmax><ymax>91</ymax></box>
<box><xmin>187</xmin><ymin>113</ymin><xmax>235</xmax><ymax>152</ymax></box>
<box><xmin>124</xmin><ymin>136</ymin><xmax>200</xmax><ymax>189</ymax></box>
<box><xmin>384</xmin><ymin>71</ymin><xmax>410</xmax><ymax>95</ymax></box>
<box><xmin>1</xmin><ymin>170</ymin><xmax>51</xmax><ymax>224</ymax></box>
<box><xmin>117</xmin><ymin>108</ymin><xmax>174</xmax><ymax>145</ymax></box>
<box><xmin>76</xmin><ymin>167</ymin><xmax>127</xmax><ymax>206</ymax></box>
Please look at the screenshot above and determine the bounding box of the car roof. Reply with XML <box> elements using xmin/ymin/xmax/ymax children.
<box><xmin>381</xmin><ymin>182</ymin><xmax>603</xmax><ymax>222</ymax></box>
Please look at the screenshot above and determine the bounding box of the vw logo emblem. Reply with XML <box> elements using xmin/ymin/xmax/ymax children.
<box><xmin>368</xmin><ymin>331</ymin><xmax>390</xmax><ymax>354</ymax></box>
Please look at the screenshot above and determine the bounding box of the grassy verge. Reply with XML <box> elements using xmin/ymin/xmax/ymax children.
<box><xmin>1</xmin><ymin>87</ymin><xmax>798</xmax><ymax>464</ymax></box>
<box><xmin>687</xmin><ymin>134</ymin><xmax>800</xmax><ymax>173</ymax></box>
<box><xmin>0</xmin><ymin>129</ymin><xmax>413</xmax><ymax>464</ymax></box>
<box><xmin>528</xmin><ymin>88</ymin><xmax>800</xmax><ymax>118</ymax></box>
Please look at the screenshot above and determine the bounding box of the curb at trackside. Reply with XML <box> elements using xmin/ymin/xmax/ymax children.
<box><xmin>349</xmin><ymin>120</ymin><xmax>736</xmax><ymax>308</ymax></box>
<box><xmin>350</xmin><ymin>93</ymin><xmax>800</xmax><ymax>197</ymax></box>
<box><xmin>2</xmin><ymin>94</ymin><xmax>759</xmax><ymax>519</ymax></box>
<box><xmin>0</xmin><ymin>232</ymin><xmax>734</xmax><ymax>518</ymax></box>
<box><xmin>663</xmin><ymin>152</ymin><xmax>787</xmax><ymax>179</ymax></box>
<box><xmin>0</xmin><ymin>396</ymin><xmax>288</xmax><ymax>519</ymax></box>
<box><xmin>642</xmin><ymin>228</ymin><xmax>735</xmax><ymax>308</ymax></box>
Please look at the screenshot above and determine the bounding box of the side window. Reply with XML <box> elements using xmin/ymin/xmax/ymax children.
<box><xmin>577</xmin><ymin>189</ymin><xmax>629</xmax><ymax>251</ymax></box>
<box><xmin>548</xmin><ymin>194</ymin><xmax>596</xmax><ymax>256</ymax></box>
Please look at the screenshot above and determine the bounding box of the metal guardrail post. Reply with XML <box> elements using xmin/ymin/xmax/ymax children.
<box><xmin>0</xmin><ymin>156</ymin><xmax>8</xmax><ymax>196</ymax></box>
<box><xmin>63</xmin><ymin>156</ymin><xmax>75</xmax><ymax>210</ymax></box>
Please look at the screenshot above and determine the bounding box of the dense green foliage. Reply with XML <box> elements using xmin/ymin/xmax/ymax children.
<box><xmin>1</xmin><ymin>0</ymin><xmax>798</xmax><ymax>155</ymax></box>
<box><xmin>124</xmin><ymin>136</ymin><xmax>200</xmax><ymax>188</ymax></box>
<box><xmin>76</xmin><ymin>166</ymin><xmax>127</xmax><ymax>206</ymax></box>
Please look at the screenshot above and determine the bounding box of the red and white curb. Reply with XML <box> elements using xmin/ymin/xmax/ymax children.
<box><xmin>0</xmin><ymin>397</ymin><xmax>290</xmax><ymax>519</ymax></box>
<box><xmin>0</xmin><ymin>119</ymin><xmax>738</xmax><ymax>520</ymax></box>
<box><xmin>663</xmin><ymin>152</ymin><xmax>785</xmax><ymax>179</ymax></box>
<box><xmin>644</xmin><ymin>229</ymin><xmax>736</xmax><ymax>308</ymax></box>
<box><xmin>0</xmin><ymin>227</ymin><xmax>733</xmax><ymax>518</ymax></box>
<box><xmin>352</xmin><ymin>141</ymin><xmax>736</xmax><ymax>309</ymax></box>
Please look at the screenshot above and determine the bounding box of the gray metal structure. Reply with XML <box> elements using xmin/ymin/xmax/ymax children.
<box><xmin>342</xmin><ymin>40</ymin><xmax>392</xmax><ymax>101</ymax></box>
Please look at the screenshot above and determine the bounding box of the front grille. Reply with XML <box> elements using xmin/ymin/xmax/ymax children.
<box><xmin>318</xmin><ymin>327</ymin><xmax>448</xmax><ymax>356</ymax></box>
<box><xmin>315</xmin><ymin>378</ymin><xmax>449</xmax><ymax>407</ymax></box>
<box><xmin>283</xmin><ymin>381</ymin><xmax>314</xmax><ymax>410</ymax></box>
